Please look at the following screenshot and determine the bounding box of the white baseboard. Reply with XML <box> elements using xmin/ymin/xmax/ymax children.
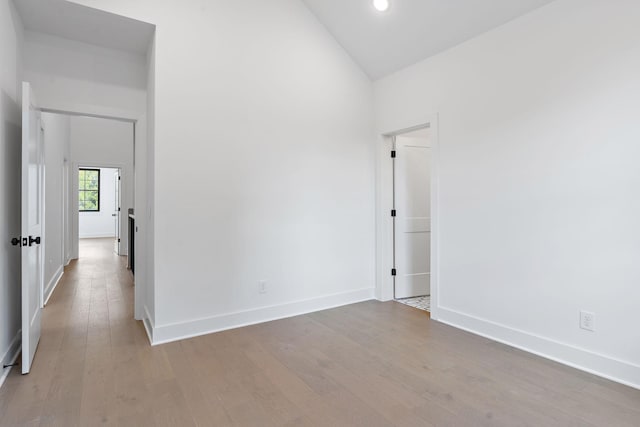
<box><xmin>79</xmin><ymin>234</ymin><xmax>116</xmax><ymax>239</ymax></box>
<box><xmin>44</xmin><ymin>265</ymin><xmax>64</xmax><ymax>306</ymax></box>
<box><xmin>142</xmin><ymin>305</ymin><xmax>154</xmax><ymax>345</ymax></box>
<box><xmin>0</xmin><ymin>330</ymin><xmax>21</xmax><ymax>390</ymax></box>
<box><xmin>437</xmin><ymin>306</ymin><xmax>640</xmax><ymax>390</ymax></box>
<box><xmin>151</xmin><ymin>287</ymin><xmax>375</xmax><ymax>346</ymax></box>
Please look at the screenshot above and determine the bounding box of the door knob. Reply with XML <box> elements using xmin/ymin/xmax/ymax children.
<box><xmin>28</xmin><ymin>236</ymin><xmax>41</xmax><ymax>246</ymax></box>
<box><xmin>112</xmin><ymin>214</ymin><xmax>117</xmax><ymax>217</ymax></box>
<box><xmin>11</xmin><ymin>237</ymin><xmax>21</xmax><ymax>246</ymax></box>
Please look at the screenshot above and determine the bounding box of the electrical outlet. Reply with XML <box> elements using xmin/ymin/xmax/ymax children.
<box><xmin>258</xmin><ymin>280</ymin><xmax>267</xmax><ymax>294</ymax></box>
<box><xmin>580</xmin><ymin>311</ymin><xmax>595</xmax><ymax>332</ymax></box>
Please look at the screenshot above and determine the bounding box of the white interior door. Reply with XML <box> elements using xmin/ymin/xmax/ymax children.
<box><xmin>394</xmin><ymin>136</ymin><xmax>431</xmax><ymax>299</ymax></box>
<box><xmin>21</xmin><ymin>82</ymin><xmax>45</xmax><ymax>374</ymax></box>
<box><xmin>114</xmin><ymin>170</ymin><xmax>120</xmax><ymax>254</ymax></box>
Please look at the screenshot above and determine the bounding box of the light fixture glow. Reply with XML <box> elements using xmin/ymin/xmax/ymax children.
<box><xmin>373</xmin><ymin>0</ymin><xmax>390</xmax><ymax>12</ymax></box>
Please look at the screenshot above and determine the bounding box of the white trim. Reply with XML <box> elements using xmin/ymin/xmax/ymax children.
<box><xmin>151</xmin><ymin>288</ymin><xmax>375</xmax><ymax>346</ymax></box>
<box><xmin>0</xmin><ymin>330</ymin><xmax>21</xmax><ymax>390</ymax></box>
<box><xmin>40</xmin><ymin>107</ymin><xmax>136</xmax><ymax>123</ymax></box>
<box><xmin>43</xmin><ymin>265</ymin><xmax>64</xmax><ymax>306</ymax></box>
<box><xmin>437</xmin><ymin>307</ymin><xmax>640</xmax><ymax>390</ymax></box>
<box><xmin>79</xmin><ymin>234</ymin><xmax>117</xmax><ymax>239</ymax></box>
<box><xmin>375</xmin><ymin>114</ymin><xmax>441</xmax><ymax>320</ymax></box>
<box><xmin>39</xmin><ymin>117</ymin><xmax>47</xmax><ymax>310</ymax></box>
<box><xmin>382</xmin><ymin>122</ymin><xmax>431</xmax><ymax>137</ymax></box>
<box><xmin>142</xmin><ymin>305</ymin><xmax>154</xmax><ymax>345</ymax></box>
<box><xmin>37</xmin><ymin>105</ymin><xmax>140</xmax><ymax>123</ymax></box>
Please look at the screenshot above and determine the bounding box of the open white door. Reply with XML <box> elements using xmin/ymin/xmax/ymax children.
<box><xmin>21</xmin><ymin>82</ymin><xmax>45</xmax><ymax>374</ymax></box>
<box><xmin>394</xmin><ymin>136</ymin><xmax>431</xmax><ymax>299</ymax></box>
<box><xmin>114</xmin><ymin>170</ymin><xmax>121</xmax><ymax>254</ymax></box>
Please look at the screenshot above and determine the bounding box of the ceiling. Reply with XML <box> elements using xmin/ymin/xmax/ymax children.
<box><xmin>14</xmin><ymin>0</ymin><xmax>154</xmax><ymax>55</ymax></box>
<box><xmin>14</xmin><ymin>0</ymin><xmax>554</xmax><ymax>76</ymax></box>
<box><xmin>301</xmin><ymin>0</ymin><xmax>555</xmax><ymax>80</ymax></box>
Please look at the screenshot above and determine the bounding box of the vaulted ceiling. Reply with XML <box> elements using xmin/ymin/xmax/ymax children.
<box><xmin>301</xmin><ymin>0</ymin><xmax>556</xmax><ymax>80</ymax></box>
<box><xmin>15</xmin><ymin>0</ymin><xmax>555</xmax><ymax>79</ymax></box>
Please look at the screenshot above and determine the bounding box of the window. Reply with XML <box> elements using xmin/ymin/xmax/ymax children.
<box><xmin>79</xmin><ymin>168</ymin><xmax>100</xmax><ymax>212</ymax></box>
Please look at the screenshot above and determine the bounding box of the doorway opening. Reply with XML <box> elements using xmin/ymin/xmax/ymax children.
<box><xmin>391</xmin><ymin>127</ymin><xmax>432</xmax><ymax>313</ymax></box>
<box><xmin>18</xmin><ymin>98</ymin><xmax>143</xmax><ymax>374</ymax></box>
<box><xmin>77</xmin><ymin>166</ymin><xmax>122</xmax><ymax>257</ymax></box>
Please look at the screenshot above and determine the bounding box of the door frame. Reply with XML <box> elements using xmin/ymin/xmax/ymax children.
<box><xmin>376</xmin><ymin>114</ymin><xmax>440</xmax><ymax>319</ymax></box>
<box><xmin>72</xmin><ymin>164</ymin><xmax>124</xmax><ymax>255</ymax></box>
<box><xmin>37</xmin><ymin>105</ymin><xmax>146</xmax><ymax>322</ymax></box>
<box><xmin>39</xmin><ymin>118</ymin><xmax>47</xmax><ymax>309</ymax></box>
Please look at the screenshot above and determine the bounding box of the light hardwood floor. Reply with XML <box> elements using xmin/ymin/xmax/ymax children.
<box><xmin>1</xmin><ymin>238</ymin><xmax>639</xmax><ymax>426</ymax></box>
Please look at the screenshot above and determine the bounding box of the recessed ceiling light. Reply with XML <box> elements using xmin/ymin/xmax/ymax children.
<box><xmin>373</xmin><ymin>0</ymin><xmax>390</xmax><ymax>12</ymax></box>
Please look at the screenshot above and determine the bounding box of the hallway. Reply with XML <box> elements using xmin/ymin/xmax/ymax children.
<box><xmin>1</xmin><ymin>240</ymin><xmax>640</xmax><ymax>426</ymax></box>
<box><xmin>0</xmin><ymin>238</ymin><xmax>145</xmax><ymax>425</ymax></box>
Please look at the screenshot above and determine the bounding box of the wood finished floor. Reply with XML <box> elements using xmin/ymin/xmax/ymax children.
<box><xmin>1</xmin><ymin>239</ymin><xmax>639</xmax><ymax>426</ymax></box>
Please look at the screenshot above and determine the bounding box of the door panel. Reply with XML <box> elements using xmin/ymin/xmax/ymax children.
<box><xmin>395</xmin><ymin>139</ymin><xmax>431</xmax><ymax>299</ymax></box>
<box><xmin>114</xmin><ymin>170</ymin><xmax>120</xmax><ymax>254</ymax></box>
<box><xmin>21</xmin><ymin>82</ymin><xmax>44</xmax><ymax>374</ymax></box>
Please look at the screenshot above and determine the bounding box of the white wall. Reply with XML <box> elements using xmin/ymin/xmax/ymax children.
<box><xmin>42</xmin><ymin>112</ymin><xmax>70</xmax><ymax>303</ymax></box>
<box><xmin>69</xmin><ymin>0</ymin><xmax>376</xmax><ymax>343</ymax></box>
<box><xmin>0</xmin><ymin>0</ymin><xmax>23</xmax><ymax>385</ymax></box>
<box><xmin>375</xmin><ymin>0</ymin><xmax>640</xmax><ymax>387</ymax></box>
<box><xmin>79</xmin><ymin>167</ymin><xmax>118</xmax><ymax>239</ymax></box>
<box><xmin>70</xmin><ymin>118</ymin><xmax>133</xmax><ymax>256</ymax></box>
<box><xmin>23</xmin><ymin>31</ymin><xmax>146</xmax><ymax>119</ymax></box>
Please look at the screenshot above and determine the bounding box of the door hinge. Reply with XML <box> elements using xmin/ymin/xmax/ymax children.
<box><xmin>118</xmin><ymin>238</ymin><xmax>121</xmax><ymax>242</ymax></box>
<box><xmin>391</xmin><ymin>150</ymin><xmax>396</xmax><ymax>158</ymax></box>
<box><xmin>118</xmin><ymin>207</ymin><xmax>121</xmax><ymax>211</ymax></box>
<box><xmin>391</xmin><ymin>209</ymin><xmax>396</xmax><ymax>217</ymax></box>
<box><xmin>391</xmin><ymin>268</ymin><xmax>397</xmax><ymax>276</ymax></box>
<box><xmin>118</xmin><ymin>176</ymin><xmax>121</xmax><ymax>180</ymax></box>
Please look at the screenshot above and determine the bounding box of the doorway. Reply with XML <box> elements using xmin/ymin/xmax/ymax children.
<box><xmin>77</xmin><ymin>166</ymin><xmax>122</xmax><ymax>256</ymax></box>
<box><xmin>18</xmin><ymin>101</ymin><xmax>141</xmax><ymax>373</ymax></box>
<box><xmin>392</xmin><ymin>127</ymin><xmax>432</xmax><ymax>312</ymax></box>
<box><xmin>375</xmin><ymin>116</ymin><xmax>439</xmax><ymax>316</ymax></box>
<box><xmin>17</xmin><ymin>89</ymin><xmax>140</xmax><ymax>373</ymax></box>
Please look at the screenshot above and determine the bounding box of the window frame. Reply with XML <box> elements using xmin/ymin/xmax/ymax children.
<box><xmin>79</xmin><ymin>168</ymin><xmax>101</xmax><ymax>212</ymax></box>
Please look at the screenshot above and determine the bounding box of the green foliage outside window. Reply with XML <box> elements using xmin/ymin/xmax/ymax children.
<box><xmin>79</xmin><ymin>168</ymin><xmax>100</xmax><ymax>211</ymax></box>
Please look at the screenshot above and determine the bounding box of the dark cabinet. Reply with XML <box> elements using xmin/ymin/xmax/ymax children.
<box><xmin>128</xmin><ymin>210</ymin><xmax>135</xmax><ymax>275</ymax></box>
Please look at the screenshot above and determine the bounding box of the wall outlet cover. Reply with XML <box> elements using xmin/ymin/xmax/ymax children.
<box><xmin>580</xmin><ymin>311</ymin><xmax>595</xmax><ymax>332</ymax></box>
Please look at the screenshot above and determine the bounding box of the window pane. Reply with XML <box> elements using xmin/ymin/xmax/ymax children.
<box><xmin>79</xmin><ymin>170</ymin><xmax>86</xmax><ymax>190</ymax></box>
<box><xmin>87</xmin><ymin>173</ymin><xmax>99</xmax><ymax>190</ymax></box>
<box><xmin>87</xmin><ymin>191</ymin><xmax>98</xmax><ymax>208</ymax></box>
